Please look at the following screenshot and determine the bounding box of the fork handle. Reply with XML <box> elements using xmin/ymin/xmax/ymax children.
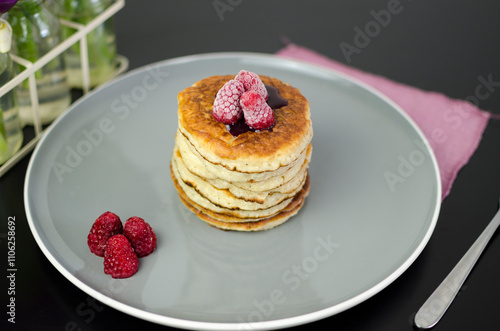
<box><xmin>414</xmin><ymin>207</ymin><xmax>500</xmax><ymax>329</ymax></box>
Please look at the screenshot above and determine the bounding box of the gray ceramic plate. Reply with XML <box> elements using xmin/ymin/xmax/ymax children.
<box><xmin>25</xmin><ymin>53</ymin><xmax>441</xmax><ymax>330</ymax></box>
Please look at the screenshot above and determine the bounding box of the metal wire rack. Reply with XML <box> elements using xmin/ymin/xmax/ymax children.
<box><xmin>0</xmin><ymin>0</ymin><xmax>127</xmax><ymax>177</ymax></box>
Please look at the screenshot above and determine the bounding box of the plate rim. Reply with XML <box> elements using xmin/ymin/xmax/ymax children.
<box><xmin>24</xmin><ymin>52</ymin><xmax>442</xmax><ymax>330</ymax></box>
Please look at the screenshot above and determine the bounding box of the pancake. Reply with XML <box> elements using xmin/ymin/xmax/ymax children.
<box><xmin>171</xmin><ymin>159</ymin><xmax>296</xmax><ymax>219</ymax></box>
<box><xmin>171</xmin><ymin>164</ymin><xmax>310</xmax><ymax>231</ymax></box>
<box><xmin>170</xmin><ymin>72</ymin><xmax>313</xmax><ymax>231</ymax></box>
<box><xmin>177</xmin><ymin>75</ymin><xmax>312</xmax><ymax>172</ymax></box>
<box><xmin>172</xmin><ymin>146</ymin><xmax>307</xmax><ymax>207</ymax></box>
<box><xmin>176</xmin><ymin>129</ymin><xmax>312</xmax><ymax>188</ymax></box>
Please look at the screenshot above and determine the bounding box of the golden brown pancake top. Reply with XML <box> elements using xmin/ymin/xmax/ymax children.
<box><xmin>177</xmin><ymin>75</ymin><xmax>312</xmax><ymax>164</ymax></box>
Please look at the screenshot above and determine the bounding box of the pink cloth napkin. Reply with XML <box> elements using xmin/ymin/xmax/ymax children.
<box><xmin>276</xmin><ymin>43</ymin><xmax>493</xmax><ymax>200</ymax></box>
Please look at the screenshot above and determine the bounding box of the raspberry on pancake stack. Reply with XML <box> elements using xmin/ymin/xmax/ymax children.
<box><xmin>170</xmin><ymin>70</ymin><xmax>313</xmax><ymax>231</ymax></box>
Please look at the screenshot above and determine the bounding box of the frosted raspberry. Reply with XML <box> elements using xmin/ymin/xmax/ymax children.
<box><xmin>87</xmin><ymin>211</ymin><xmax>123</xmax><ymax>257</ymax></box>
<box><xmin>213</xmin><ymin>79</ymin><xmax>245</xmax><ymax>124</ymax></box>
<box><xmin>235</xmin><ymin>70</ymin><xmax>268</xmax><ymax>100</ymax></box>
<box><xmin>123</xmin><ymin>217</ymin><xmax>157</xmax><ymax>258</ymax></box>
<box><xmin>104</xmin><ymin>235</ymin><xmax>139</xmax><ymax>279</ymax></box>
<box><xmin>240</xmin><ymin>91</ymin><xmax>275</xmax><ymax>130</ymax></box>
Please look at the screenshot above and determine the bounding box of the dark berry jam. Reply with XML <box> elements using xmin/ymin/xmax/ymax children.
<box><xmin>265</xmin><ymin>85</ymin><xmax>288</xmax><ymax>109</ymax></box>
<box><xmin>227</xmin><ymin>117</ymin><xmax>275</xmax><ymax>136</ymax></box>
<box><xmin>227</xmin><ymin>85</ymin><xmax>286</xmax><ymax>136</ymax></box>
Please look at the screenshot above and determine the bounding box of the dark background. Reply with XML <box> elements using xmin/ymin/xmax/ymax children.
<box><xmin>1</xmin><ymin>0</ymin><xmax>500</xmax><ymax>330</ymax></box>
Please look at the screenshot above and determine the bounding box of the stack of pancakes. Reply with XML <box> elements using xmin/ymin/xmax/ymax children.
<box><xmin>170</xmin><ymin>74</ymin><xmax>312</xmax><ymax>231</ymax></box>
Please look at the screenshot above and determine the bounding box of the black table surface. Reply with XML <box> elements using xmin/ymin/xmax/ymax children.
<box><xmin>1</xmin><ymin>1</ymin><xmax>500</xmax><ymax>330</ymax></box>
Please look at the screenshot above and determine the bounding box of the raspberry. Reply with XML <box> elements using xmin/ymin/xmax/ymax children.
<box><xmin>103</xmin><ymin>235</ymin><xmax>139</xmax><ymax>279</ymax></box>
<box><xmin>87</xmin><ymin>211</ymin><xmax>123</xmax><ymax>257</ymax></box>
<box><xmin>235</xmin><ymin>70</ymin><xmax>268</xmax><ymax>100</ymax></box>
<box><xmin>213</xmin><ymin>79</ymin><xmax>245</xmax><ymax>124</ymax></box>
<box><xmin>123</xmin><ymin>217</ymin><xmax>157</xmax><ymax>257</ymax></box>
<box><xmin>240</xmin><ymin>91</ymin><xmax>275</xmax><ymax>130</ymax></box>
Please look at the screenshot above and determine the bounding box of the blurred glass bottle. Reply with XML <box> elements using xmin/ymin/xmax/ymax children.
<box><xmin>50</xmin><ymin>0</ymin><xmax>117</xmax><ymax>89</ymax></box>
<box><xmin>7</xmin><ymin>0</ymin><xmax>71</xmax><ymax>125</ymax></box>
<box><xmin>0</xmin><ymin>19</ymin><xmax>23</xmax><ymax>165</ymax></box>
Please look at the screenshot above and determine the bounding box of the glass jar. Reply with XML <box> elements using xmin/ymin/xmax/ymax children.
<box><xmin>51</xmin><ymin>0</ymin><xmax>117</xmax><ymax>88</ymax></box>
<box><xmin>0</xmin><ymin>19</ymin><xmax>23</xmax><ymax>165</ymax></box>
<box><xmin>7</xmin><ymin>0</ymin><xmax>71</xmax><ymax>125</ymax></box>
